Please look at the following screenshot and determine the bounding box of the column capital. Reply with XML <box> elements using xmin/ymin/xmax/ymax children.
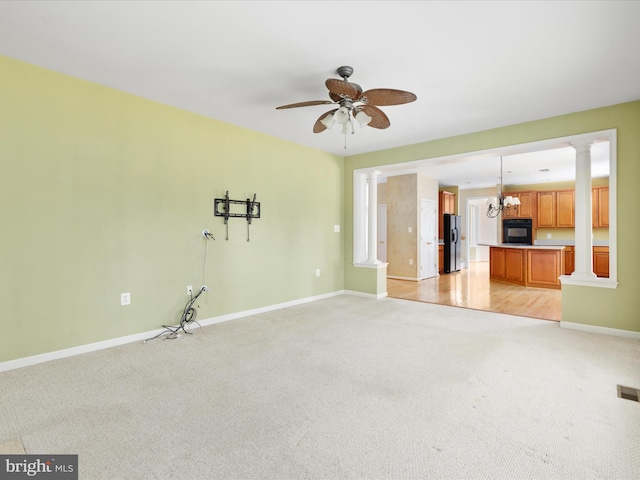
<box><xmin>571</xmin><ymin>140</ymin><xmax>595</xmax><ymax>155</ymax></box>
<box><xmin>366</xmin><ymin>170</ymin><xmax>381</xmax><ymax>182</ymax></box>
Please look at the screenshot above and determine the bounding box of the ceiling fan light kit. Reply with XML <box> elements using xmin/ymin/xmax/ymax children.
<box><xmin>276</xmin><ymin>66</ymin><xmax>416</xmax><ymax>146</ymax></box>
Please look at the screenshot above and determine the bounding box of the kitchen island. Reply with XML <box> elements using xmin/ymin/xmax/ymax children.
<box><xmin>486</xmin><ymin>244</ymin><xmax>565</xmax><ymax>289</ymax></box>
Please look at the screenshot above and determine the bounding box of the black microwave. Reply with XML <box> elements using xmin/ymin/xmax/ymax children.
<box><xmin>503</xmin><ymin>218</ymin><xmax>533</xmax><ymax>245</ymax></box>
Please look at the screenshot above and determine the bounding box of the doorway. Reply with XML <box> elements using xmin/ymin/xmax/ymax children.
<box><xmin>466</xmin><ymin>197</ymin><xmax>497</xmax><ymax>264</ymax></box>
<box><xmin>420</xmin><ymin>199</ymin><xmax>438</xmax><ymax>279</ymax></box>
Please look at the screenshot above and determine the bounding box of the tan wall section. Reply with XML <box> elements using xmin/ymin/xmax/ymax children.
<box><xmin>377</xmin><ymin>181</ymin><xmax>387</xmax><ymax>205</ymax></box>
<box><xmin>418</xmin><ymin>174</ymin><xmax>439</xmax><ymax>204</ymax></box>
<box><xmin>387</xmin><ymin>175</ymin><xmax>418</xmax><ymax>278</ymax></box>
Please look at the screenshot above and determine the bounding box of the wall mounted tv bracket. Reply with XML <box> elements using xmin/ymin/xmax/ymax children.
<box><xmin>214</xmin><ymin>191</ymin><xmax>261</xmax><ymax>241</ymax></box>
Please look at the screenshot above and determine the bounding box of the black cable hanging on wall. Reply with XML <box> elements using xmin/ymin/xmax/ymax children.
<box><xmin>145</xmin><ymin>230</ymin><xmax>215</xmax><ymax>342</ymax></box>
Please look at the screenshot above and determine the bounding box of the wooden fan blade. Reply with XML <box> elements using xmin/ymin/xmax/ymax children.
<box><xmin>362</xmin><ymin>89</ymin><xmax>417</xmax><ymax>106</ymax></box>
<box><xmin>313</xmin><ymin>109</ymin><xmax>337</xmax><ymax>133</ymax></box>
<box><xmin>361</xmin><ymin>105</ymin><xmax>390</xmax><ymax>129</ymax></box>
<box><xmin>276</xmin><ymin>100</ymin><xmax>333</xmax><ymax>109</ymax></box>
<box><xmin>329</xmin><ymin>82</ymin><xmax>363</xmax><ymax>102</ymax></box>
<box><xmin>325</xmin><ymin>78</ymin><xmax>359</xmax><ymax>99</ymax></box>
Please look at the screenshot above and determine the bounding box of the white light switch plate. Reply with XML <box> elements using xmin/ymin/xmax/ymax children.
<box><xmin>121</xmin><ymin>292</ymin><xmax>131</xmax><ymax>306</ymax></box>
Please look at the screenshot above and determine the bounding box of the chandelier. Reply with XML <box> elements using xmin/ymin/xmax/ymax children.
<box><xmin>486</xmin><ymin>157</ymin><xmax>520</xmax><ymax>218</ymax></box>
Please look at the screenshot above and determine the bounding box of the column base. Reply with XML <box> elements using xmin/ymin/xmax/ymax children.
<box><xmin>354</xmin><ymin>261</ymin><xmax>387</xmax><ymax>268</ymax></box>
<box><xmin>570</xmin><ymin>271</ymin><xmax>598</xmax><ymax>281</ymax></box>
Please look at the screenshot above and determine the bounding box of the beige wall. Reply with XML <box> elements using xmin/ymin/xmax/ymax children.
<box><xmin>419</xmin><ymin>174</ymin><xmax>440</xmax><ymax>204</ymax></box>
<box><xmin>377</xmin><ymin>181</ymin><xmax>387</xmax><ymax>205</ymax></box>
<box><xmin>387</xmin><ymin>175</ymin><xmax>418</xmax><ymax>278</ymax></box>
<box><xmin>385</xmin><ymin>173</ymin><xmax>439</xmax><ymax>279</ymax></box>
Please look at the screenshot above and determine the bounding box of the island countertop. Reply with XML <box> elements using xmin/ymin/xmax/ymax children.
<box><xmin>480</xmin><ymin>243</ymin><xmax>565</xmax><ymax>250</ymax></box>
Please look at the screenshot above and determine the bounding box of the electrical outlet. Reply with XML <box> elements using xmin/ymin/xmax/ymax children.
<box><xmin>409</xmin><ymin>259</ymin><xmax>413</xmax><ymax>265</ymax></box>
<box><xmin>187</xmin><ymin>285</ymin><xmax>193</xmax><ymax>296</ymax></box>
<box><xmin>315</xmin><ymin>269</ymin><xmax>320</xmax><ymax>277</ymax></box>
<box><xmin>121</xmin><ymin>292</ymin><xmax>130</xmax><ymax>306</ymax></box>
<box><xmin>334</xmin><ymin>225</ymin><xmax>340</xmax><ymax>233</ymax></box>
<box><xmin>547</xmin><ymin>233</ymin><xmax>552</xmax><ymax>238</ymax></box>
<box><xmin>408</xmin><ymin>227</ymin><xmax>413</xmax><ymax>233</ymax></box>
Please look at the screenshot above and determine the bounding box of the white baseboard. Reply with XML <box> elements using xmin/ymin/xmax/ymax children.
<box><xmin>344</xmin><ymin>290</ymin><xmax>388</xmax><ymax>300</ymax></box>
<box><xmin>196</xmin><ymin>290</ymin><xmax>345</xmax><ymax>328</ymax></box>
<box><xmin>4</xmin><ymin>293</ymin><xmax>634</xmax><ymax>373</ymax></box>
<box><xmin>0</xmin><ymin>329</ymin><xmax>165</xmax><ymax>374</ymax></box>
<box><xmin>0</xmin><ymin>290</ymin><xmax>346</xmax><ymax>373</ymax></box>
<box><xmin>560</xmin><ymin>321</ymin><xmax>640</xmax><ymax>339</ymax></box>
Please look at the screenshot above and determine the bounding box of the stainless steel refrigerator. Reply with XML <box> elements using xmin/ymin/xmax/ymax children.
<box><xmin>443</xmin><ymin>213</ymin><xmax>461</xmax><ymax>273</ymax></box>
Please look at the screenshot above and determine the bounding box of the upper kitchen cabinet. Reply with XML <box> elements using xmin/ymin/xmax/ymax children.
<box><xmin>537</xmin><ymin>191</ymin><xmax>556</xmax><ymax>228</ymax></box>
<box><xmin>536</xmin><ymin>190</ymin><xmax>575</xmax><ymax>228</ymax></box>
<box><xmin>503</xmin><ymin>191</ymin><xmax>534</xmax><ymax>219</ymax></box>
<box><xmin>556</xmin><ymin>190</ymin><xmax>575</xmax><ymax>228</ymax></box>
<box><xmin>440</xmin><ymin>191</ymin><xmax>456</xmax><ymax>215</ymax></box>
<box><xmin>592</xmin><ymin>186</ymin><xmax>609</xmax><ymax>228</ymax></box>
<box><xmin>438</xmin><ymin>191</ymin><xmax>456</xmax><ymax>240</ymax></box>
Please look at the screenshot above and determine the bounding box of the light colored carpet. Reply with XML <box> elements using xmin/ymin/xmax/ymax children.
<box><xmin>0</xmin><ymin>295</ymin><xmax>639</xmax><ymax>479</ymax></box>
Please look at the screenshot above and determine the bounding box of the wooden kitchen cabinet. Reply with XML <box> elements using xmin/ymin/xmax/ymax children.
<box><xmin>505</xmin><ymin>248</ymin><xmax>526</xmax><ymax>285</ymax></box>
<box><xmin>536</xmin><ymin>190</ymin><xmax>575</xmax><ymax>228</ymax></box>
<box><xmin>490</xmin><ymin>246</ymin><xmax>563</xmax><ymax>289</ymax></box>
<box><xmin>593</xmin><ymin>246</ymin><xmax>610</xmax><ymax>278</ymax></box>
<box><xmin>556</xmin><ymin>190</ymin><xmax>575</xmax><ymax>228</ymax></box>
<box><xmin>537</xmin><ymin>191</ymin><xmax>556</xmax><ymax>227</ymax></box>
<box><xmin>557</xmin><ymin>245</ymin><xmax>608</xmax><ymax>277</ymax></box>
<box><xmin>563</xmin><ymin>246</ymin><xmax>575</xmax><ymax>275</ymax></box>
<box><xmin>503</xmin><ymin>191</ymin><xmax>534</xmax><ymax>219</ymax></box>
<box><xmin>438</xmin><ymin>191</ymin><xmax>456</xmax><ymax>240</ymax></box>
<box><xmin>592</xmin><ymin>186</ymin><xmax>609</xmax><ymax>228</ymax></box>
<box><xmin>440</xmin><ymin>191</ymin><xmax>456</xmax><ymax>215</ymax></box>
<box><xmin>527</xmin><ymin>249</ymin><xmax>564</xmax><ymax>288</ymax></box>
<box><xmin>490</xmin><ymin>247</ymin><xmax>506</xmax><ymax>278</ymax></box>
<box><xmin>490</xmin><ymin>247</ymin><xmax>525</xmax><ymax>285</ymax></box>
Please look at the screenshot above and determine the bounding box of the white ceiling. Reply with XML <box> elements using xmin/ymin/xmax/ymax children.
<box><xmin>1</xmin><ymin>1</ymin><xmax>638</xmax><ymax>188</ymax></box>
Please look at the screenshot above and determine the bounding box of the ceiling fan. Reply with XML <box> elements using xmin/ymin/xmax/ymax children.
<box><xmin>275</xmin><ymin>66</ymin><xmax>417</xmax><ymax>134</ymax></box>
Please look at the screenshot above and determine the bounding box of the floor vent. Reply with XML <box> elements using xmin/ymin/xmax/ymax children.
<box><xmin>617</xmin><ymin>385</ymin><xmax>640</xmax><ymax>402</ymax></box>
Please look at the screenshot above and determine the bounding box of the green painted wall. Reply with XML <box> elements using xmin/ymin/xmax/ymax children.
<box><xmin>0</xmin><ymin>55</ymin><xmax>345</xmax><ymax>363</ymax></box>
<box><xmin>344</xmin><ymin>101</ymin><xmax>640</xmax><ymax>333</ymax></box>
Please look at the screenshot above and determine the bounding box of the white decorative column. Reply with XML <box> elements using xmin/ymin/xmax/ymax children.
<box><xmin>570</xmin><ymin>140</ymin><xmax>597</xmax><ymax>280</ymax></box>
<box><xmin>366</xmin><ymin>171</ymin><xmax>381</xmax><ymax>264</ymax></box>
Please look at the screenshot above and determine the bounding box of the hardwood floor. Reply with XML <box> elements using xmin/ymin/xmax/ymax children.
<box><xmin>387</xmin><ymin>261</ymin><xmax>562</xmax><ymax>321</ymax></box>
